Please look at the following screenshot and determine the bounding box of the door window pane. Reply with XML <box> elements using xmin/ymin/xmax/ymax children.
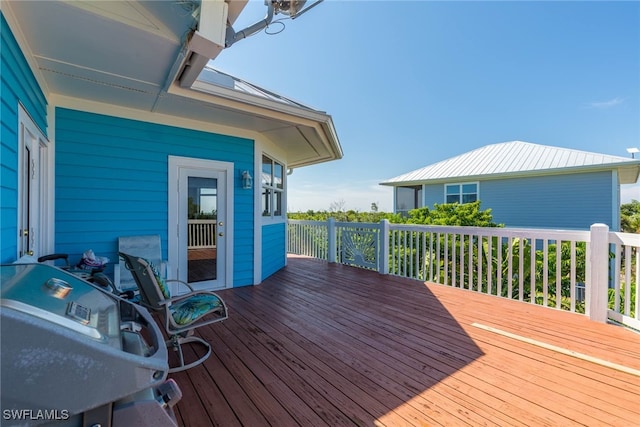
<box><xmin>187</xmin><ymin>177</ymin><xmax>217</xmax><ymax>283</ymax></box>
<box><xmin>188</xmin><ymin>177</ymin><xmax>217</xmax><ymax>218</ymax></box>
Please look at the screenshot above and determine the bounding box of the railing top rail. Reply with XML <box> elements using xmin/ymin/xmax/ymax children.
<box><xmin>387</xmin><ymin>223</ymin><xmax>591</xmax><ymax>240</ymax></box>
<box><xmin>334</xmin><ymin>222</ymin><xmax>380</xmax><ymax>230</ymax></box>
<box><xmin>609</xmin><ymin>231</ymin><xmax>640</xmax><ymax>246</ymax></box>
<box><xmin>288</xmin><ymin>220</ymin><xmax>330</xmax><ymax>226</ymax></box>
<box><xmin>188</xmin><ymin>219</ymin><xmax>218</xmax><ymax>223</ymax></box>
<box><xmin>289</xmin><ymin>219</ymin><xmax>594</xmax><ymax>240</ymax></box>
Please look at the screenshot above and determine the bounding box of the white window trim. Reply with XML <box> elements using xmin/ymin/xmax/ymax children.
<box><xmin>444</xmin><ymin>181</ymin><xmax>480</xmax><ymax>204</ymax></box>
<box><xmin>261</xmin><ymin>153</ymin><xmax>286</xmax><ymax>224</ymax></box>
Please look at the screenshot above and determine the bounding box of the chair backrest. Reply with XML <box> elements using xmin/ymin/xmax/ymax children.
<box><xmin>117</xmin><ymin>235</ymin><xmax>163</xmax><ymax>291</ymax></box>
<box><xmin>118</xmin><ymin>252</ymin><xmax>166</xmax><ymax>310</ymax></box>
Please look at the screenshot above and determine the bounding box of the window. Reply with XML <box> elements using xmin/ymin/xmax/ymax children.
<box><xmin>262</xmin><ymin>154</ymin><xmax>284</xmax><ymax>218</ymax></box>
<box><xmin>445</xmin><ymin>183</ymin><xmax>478</xmax><ymax>204</ymax></box>
<box><xmin>395</xmin><ymin>185</ymin><xmax>422</xmax><ymax>216</ymax></box>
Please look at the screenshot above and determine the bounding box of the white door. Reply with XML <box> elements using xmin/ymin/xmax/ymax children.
<box><xmin>169</xmin><ymin>157</ymin><xmax>234</xmax><ymax>291</ymax></box>
<box><xmin>18</xmin><ymin>105</ymin><xmax>48</xmax><ymax>258</ymax></box>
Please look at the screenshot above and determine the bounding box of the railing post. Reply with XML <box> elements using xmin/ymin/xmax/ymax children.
<box><xmin>588</xmin><ymin>223</ymin><xmax>609</xmax><ymax>323</ymax></box>
<box><xmin>379</xmin><ymin>219</ymin><xmax>389</xmax><ymax>275</ymax></box>
<box><xmin>328</xmin><ymin>217</ymin><xmax>336</xmax><ymax>263</ymax></box>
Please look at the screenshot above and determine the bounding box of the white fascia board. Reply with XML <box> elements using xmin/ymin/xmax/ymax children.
<box><xmin>320</xmin><ymin>119</ymin><xmax>344</xmax><ymax>160</ymax></box>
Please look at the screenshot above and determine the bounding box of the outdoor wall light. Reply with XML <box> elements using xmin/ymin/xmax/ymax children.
<box><xmin>242</xmin><ymin>171</ymin><xmax>253</xmax><ymax>190</ymax></box>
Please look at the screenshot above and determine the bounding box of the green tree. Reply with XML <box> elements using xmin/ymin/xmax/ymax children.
<box><xmin>402</xmin><ymin>201</ymin><xmax>501</xmax><ymax>227</ymax></box>
<box><xmin>621</xmin><ymin>199</ymin><xmax>640</xmax><ymax>233</ymax></box>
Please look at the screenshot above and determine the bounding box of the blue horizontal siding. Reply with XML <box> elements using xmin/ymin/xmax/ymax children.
<box><xmin>0</xmin><ymin>13</ymin><xmax>47</xmax><ymax>263</ymax></box>
<box><xmin>481</xmin><ymin>172</ymin><xmax>614</xmax><ymax>229</ymax></box>
<box><xmin>55</xmin><ymin>108</ymin><xmax>255</xmax><ymax>286</ymax></box>
<box><xmin>423</xmin><ymin>171</ymin><xmax>615</xmax><ymax>229</ymax></box>
<box><xmin>262</xmin><ymin>222</ymin><xmax>286</xmax><ymax>280</ymax></box>
<box><xmin>422</xmin><ymin>185</ymin><xmax>442</xmax><ymax>208</ymax></box>
<box><xmin>0</xmin><ymin>17</ymin><xmax>47</xmax><ymax>132</ymax></box>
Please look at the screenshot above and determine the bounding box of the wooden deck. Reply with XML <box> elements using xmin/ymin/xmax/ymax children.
<box><xmin>169</xmin><ymin>256</ymin><xmax>640</xmax><ymax>426</ymax></box>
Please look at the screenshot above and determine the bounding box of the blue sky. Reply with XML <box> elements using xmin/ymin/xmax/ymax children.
<box><xmin>214</xmin><ymin>0</ymin><xmax>640</xmax><ymax>212</ymax></box>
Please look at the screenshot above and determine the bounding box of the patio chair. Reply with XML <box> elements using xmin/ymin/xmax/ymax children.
<box><xmin>119</xmin><ymin>252</ymin><xmax>228</xmax><ymax>373</ymax></box>
<box><xmin>115</xmin><ymin>235</ymin><xmax>168</xmax><ymax>294</ymax></box>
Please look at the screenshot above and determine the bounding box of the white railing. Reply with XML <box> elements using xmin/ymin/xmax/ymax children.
<box><xmin>187</xmin><ymin>219</ymin><xmax>217</xmax><ymax>249</ymax></box>
<box><xmin>608</xmin><ymin>230</ymin><xmax>640</xmax><ymax>330</ymax></box>
<box><xmin>287</xmin><ymin>219</ymin><xmax>639</xmax><ymax>328</ymax></box>
<box><xmin>287</xmin><ymin>220</ymin><xmax>329</xmax><ymax>259</ymax></box>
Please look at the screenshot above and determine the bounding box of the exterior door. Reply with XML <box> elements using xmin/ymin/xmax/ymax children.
<box><xmin>169</xmin><ymin>157</ymin><xmax>233</xmax><ymax>292</ymax></box>
<box><xmin>18</xmin><ymin>105</ymin><xmax>48</xmax><ymax>258</ymax></box>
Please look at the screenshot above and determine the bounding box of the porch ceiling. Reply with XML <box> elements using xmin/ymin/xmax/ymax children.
<box><xmin>4</xmin><ymin>0</ymin><xmax>341</xmax><ymax>168</ymax></box>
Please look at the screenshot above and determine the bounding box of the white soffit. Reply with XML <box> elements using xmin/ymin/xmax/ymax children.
<box><xmin>61</xmin><ymin>0</ymin><xmax>180</xmax><ymax>42</ymax></box>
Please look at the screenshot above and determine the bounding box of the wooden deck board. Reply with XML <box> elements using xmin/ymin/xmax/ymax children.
<box><xmin>169</xmin><ymin>256</ymin><xmax>640</xmax><ymax>426</ymax></box>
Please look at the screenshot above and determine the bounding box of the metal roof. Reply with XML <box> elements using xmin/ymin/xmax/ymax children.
<box><xmin>197</xmin><ymin>66</ymin><xmax>323</xmax><ymax>112</ymax></box>
<box><xmin>381</xmin><ymin>141</ymin><xmax>640</xmax><ymax>185</ymax></box>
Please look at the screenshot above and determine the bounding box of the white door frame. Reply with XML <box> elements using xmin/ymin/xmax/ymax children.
<box><xmin>17</xmin><ymin>103</ymin><xmax>51</xmax><ymax>259</ymax></box>
<box><xmin>168</xmin><ymin>156</ymin><xmax>234</xmax><ymax>290</ymax></box>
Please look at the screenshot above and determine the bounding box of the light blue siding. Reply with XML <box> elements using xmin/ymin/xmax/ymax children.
<box><xmin>482</xmin><ymin>172</ymin><xmax>614</xmax><ymax>229</ymax></box>
<box><xmin>55</xmin><ymin>108</ymin><xmax>254</xmax><ymax>286</ymax></box>
<box><xmin>423</xmin><ymin>171</ymin><xmax>615</xmax><ymax>229</ymax></box>
<box><xmin>262</xmin><ymin>222</ymin><xmax>286</xmax><ymax>280</ymax></box>
<box><xmin>422</xmin><ymin>185</ymin><xmax>442</xmax><ymax>209</ymax></box>
<box><xmin>1</xmin><ymin>14</ymin><xmax>48</xmax><ymax>263</ymax></box>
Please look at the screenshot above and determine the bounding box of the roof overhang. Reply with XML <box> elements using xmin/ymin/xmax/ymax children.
<box><xmin>381</xmin><ymin>163</ymin><xmax>640</xmax><ymax>187</ymax></box>
<box><xmin>2</xmin><ymin>0</ymin><xmax>342</xmax><ymax>168</ymax></box>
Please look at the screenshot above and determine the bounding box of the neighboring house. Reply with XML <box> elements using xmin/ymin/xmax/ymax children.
<box><xmin>380</xmin><ymin>141</ymin><xmax>640</xmax><ymax>230</ymax></box>
<box><xmin>0</xmin><ymin>1</ymin><xmax>342</xmax><ymax>288</ymax></box>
